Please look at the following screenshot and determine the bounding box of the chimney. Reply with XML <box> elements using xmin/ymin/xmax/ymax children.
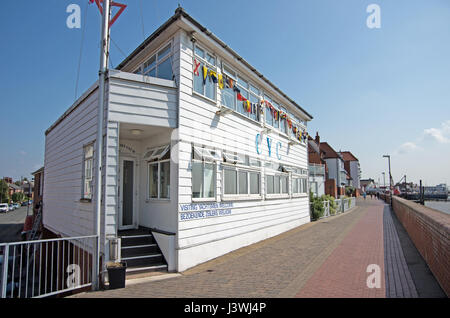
<box><xmin>315</xmin><ymin>132</ymin><xmax>320</xmax><ymax>145</ymax></box>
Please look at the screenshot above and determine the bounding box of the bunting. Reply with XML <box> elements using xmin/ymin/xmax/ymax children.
<box><xmin>192</xmin><ymin>61</ymin><xmax>307</xmax><ymax>142</ymax></box>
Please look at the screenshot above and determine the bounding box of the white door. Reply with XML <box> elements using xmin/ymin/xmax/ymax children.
<box><xmin>119</xmin><ymin>157</ymin><xmax>137</xmax><ymax>230</ymax></box>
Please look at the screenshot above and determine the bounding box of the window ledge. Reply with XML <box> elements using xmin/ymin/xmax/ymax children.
<box><xmin>146</xmin><ymin>198</ymin><xmax>171</xmax><ymax>203</ymax></box>
<box><xmin>292</xmin><ymin>193</ymin><xmax>308</xmax><ymax>198</ymax></box>
<box><xmin>79</xmin><ymin>198</ymin><xmax>92</xmax><ymax>203</ymax></box>
<box><xmin>192</xmin><ymin>197</ymin><xmax>217</xmax><ymax>203</ymax></box>
<box><xmin>192</xmin><ymin>90</ymin><xmax>218</xmax><ymax>106</ymax></box>
<box><xmin>265</xmin><ymin>194</ymin><xmax>290</xmax><ymax>200</ymax></box>
<box><xmin>221</xmin><ymin>195</ymin><xmax>262</xmax><ymax>202</ymax></box>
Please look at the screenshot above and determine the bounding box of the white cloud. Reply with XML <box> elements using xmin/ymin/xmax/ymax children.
<box><xmin>424</xmin><ymin>120</ymin><xmax>450</xmax><ymax>144</ymax></box>
<box><xmin>398</xmin><ymin>142</ymin><xmax>419</xmax><ymax>154</ymax></box>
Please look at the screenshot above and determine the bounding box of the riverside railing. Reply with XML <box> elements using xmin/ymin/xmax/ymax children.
<box><xmin>0</xmin><ymin>235</ymin><xmax>97</xmax><ymax>298</ymax></box>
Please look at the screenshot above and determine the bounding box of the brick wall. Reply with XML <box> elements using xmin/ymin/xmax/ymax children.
<box><xmin>392</xmin><ymin>196</ymin><xmax>450</xmax><ymax>296</ymax></box>
<box><xmin>325</xmin><ymin>179</ymin><xmax>337</xmax><ymax>198</ymax></box>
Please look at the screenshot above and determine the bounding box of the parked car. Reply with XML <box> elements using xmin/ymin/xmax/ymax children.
<box><xmin>0</xmin><ymin>203</ymin><xmax>9</xmax><ymax>213</ymax></box>
<box><xmin>9</xmin><ymin>204</ymin><xmax>15</xmax><ymax>211</ymax></box>
<box><xmin>21</xmin><ymin>201</ymin><xmax>28</xmax><ymax>206</ymax></box>
<box><xmin>14</xmin><ymin>203</ymin><xmax>20</xmax><ymax>209</ymax></box>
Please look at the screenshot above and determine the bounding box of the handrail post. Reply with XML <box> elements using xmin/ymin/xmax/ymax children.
<box><xmin>1</xmin><ymin>245</ymin><xmax>9</xmax><ymax>298</ymax></box>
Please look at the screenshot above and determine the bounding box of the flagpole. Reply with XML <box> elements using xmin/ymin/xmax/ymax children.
<box><xmin>93</xmin><ymin>0</ymin><xmax>110</xmax><ymax>291</ymax></box>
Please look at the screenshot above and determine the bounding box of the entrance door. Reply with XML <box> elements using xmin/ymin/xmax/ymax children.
<box><xmin>119</xmin><ymin>158</ymin><xmax>136</xmax><ymax>230</ymax></box>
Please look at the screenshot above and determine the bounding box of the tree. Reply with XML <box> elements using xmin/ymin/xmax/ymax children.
<box><xmin>12</xmin><ymin>192</ymin><xmax>25</xmax><ymax>203</ymax></box>
<box><xmin>0</xmin><ymin>180</ymin><xmax>9</xmax><ymax>203</ymax></box>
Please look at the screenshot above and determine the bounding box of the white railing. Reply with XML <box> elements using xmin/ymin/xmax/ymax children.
<box><xmin>0</xmin><ymin>235</ymin><xmax>97</xmax><ymax>298</ymax></box>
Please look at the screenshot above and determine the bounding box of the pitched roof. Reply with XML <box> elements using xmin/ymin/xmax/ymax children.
<box><xmin>340</xmin><ymin>151</ymin><xmax>359</xmax><ymax>162</ymax></box>
<box><xmin>320</xmin><ymin>142</ymin><xmax>340</xmax><ymax>159</ymax></box>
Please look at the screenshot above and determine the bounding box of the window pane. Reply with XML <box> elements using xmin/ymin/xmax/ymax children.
<box><xmin>237</xmin><ymin>77</ymin><xmax>248</xmax><ymax>89</ymax></box>
<box><xmin>149</xmin><ymin>164</ymin><xmax>158</xmax><ymax>198</ymax></box>
<box><xmin>143</xmin><ymin>55</ymin><xmax>156</xmax><ymax>74</ymax></box>
<box><xmin>146</xmin><ymin>68</ymin><xmax>156</xmax><ymax>77</ymax></box>
<box><xmin>157</xmin><ymin>58</ymin><xmax>173</xmax><ymax>80</ymax></box>
<box><xmin>265</xmin><ymin>106</ymin><xmax>273</xmax><ymax>126</ymax></box>
<box><xmin>206</xmin><ymin>53</ymin><xmax>216</xmax><ymax>66</ymax></box>
<box><xmin>250</xmin><ymin>84</ymin><xmax>259</xmax><ymax>95</ymax></box>
<box><xmin>281</xmin><ymin>176</ymin><xmax>288</xmax><ymax>194</ymax></box>
<box><xmin>194</xmin><ymin>46</ymin><xmax>204</xmax><ymax>59</ymax></box>
<box><xmin>249</xmin><ymin>94</ymin><xmax>259</xmax><ymax>121</ymax></box>
<box><xmin>293</xmin><ymin>179</ymin><xmax>299</xmax><ymax>193</ymax></box>
<box><xmin>237</xmin><ymin>90</ymin><xmax>249</xmax><ymax>116</ymax></box>
<box><xmin>158</xmin><ymin>44</ymin><xmax>171</xmax><ymax>61</ymax></box>
<box><xmin>224</xmin><ymin>169</ymin><xmax>237</xmax><ymax>195</ymax></box>
<box><xmin>238</xmin><ymin>171</ymin><xmax>248</xmax><ymax>195</ymax></box>
<box><xmin>192</xmin><ymin>162</ymin><xmax>202</xmax><ymax>198</ymax></box>
<box><xmin>221</xmin><ymin>87</ymin><xmax>236</xmax><ymax>110</ymax></box>
<box><xmin>303</xmin><ymin>179</ymin><xmax>308</xmax><ymax>193</ymax></box>
<box><xmin>274</xmin><ymin>175</ymin><xmax>280</xmax><ymax>194</ymax></box>
<box><xmin>160</xmin><ymin>162</ymin><xmax>170</xmax><ymax>199</ymax></box>
<box><xmin>204</xmin><ymin>163</ymin><xmax>215</xmax><ymax>198</ymax></box>
<box><xmin>85</xmin><ymin>145</ymin><xmax>93</xmax><ymax>159</ymax></box>
<box><xmin>266</xmin><ymin>175</ymin><xmax>274</xmax><ymax>194</ymax></box>
<box><xmin>205</xmin><ymin>73</ymin><xmax>216</xmax><ymax>100</ymax></box>
<box><xmin>193</xmin><ymin>62</ymin><xmax>204</xmax><ymax>95</ymax></box>
<box><xmin>250</xmin><ymin>173</ymin><xmax>260</xmax><ymax>194</ymax></box>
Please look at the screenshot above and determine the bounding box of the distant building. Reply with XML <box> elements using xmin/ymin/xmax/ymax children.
<box><xmin>339</xmin><ymin>151</ymin><xmax>361</xmax><ymax>191</ymax></box>
<box><xmin>320</xmin><ymin>141</ymin><xmax>347</xmax><ymax>197</ymax></box>
<box><xmin>360</xmin><ymin>178</ymin><xmax>375</xmax><ymax>192</ymax></box>
<box><xmin>308</xmin><ymin>133</ymin><xmax>327</xmax><ymax>197</ymax></box>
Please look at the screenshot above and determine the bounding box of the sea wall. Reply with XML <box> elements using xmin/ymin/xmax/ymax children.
<box><xmin>389</xmin><ymin>196</ymin><xmax>450</xmax><ymax>296</ymax></box>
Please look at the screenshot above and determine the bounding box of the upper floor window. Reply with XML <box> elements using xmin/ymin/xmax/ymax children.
<box><xmin>193</xmin><ymin>45</ymin><xmax>217</xmax><ymax>101</ymax></box>
<box><xmin>134</xmin><ymin>42</ymin><xmax>173</xmax><ymax>81</ymax></box>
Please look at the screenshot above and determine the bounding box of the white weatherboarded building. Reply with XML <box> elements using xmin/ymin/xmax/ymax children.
<box><xmin>43</xmin><ymin>8</ymin><xmax>313</xmax><ymax>274</ymax></box>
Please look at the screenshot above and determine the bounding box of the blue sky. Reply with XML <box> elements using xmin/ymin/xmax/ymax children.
<box><xmin>0</xmin><ymin>0</ymin><xmax>449</xmax><ymax>186</ymax></box>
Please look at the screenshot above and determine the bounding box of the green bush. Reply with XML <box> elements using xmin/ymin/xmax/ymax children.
<box><xmin>310</xmin><ymin>196</ymin><xmax>325</xmax><ymax>220</ymax></box>
<box><xmin>321</xmin><ymin>194</ymin><xmax>337</xmax><ymax>215</ymax></box>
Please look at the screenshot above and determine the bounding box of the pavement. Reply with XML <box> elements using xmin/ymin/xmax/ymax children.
<box><xmin>0</xmin><ymin>206</ymin><xmax>29</xmax><ymax>243</ymax></box>
<box><xmin>71</xmin><ymin>198</ymin><xmax>446</xmax><ymax>298</ymax></box>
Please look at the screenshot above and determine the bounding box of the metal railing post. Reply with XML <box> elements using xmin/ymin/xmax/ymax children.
<box><xmin>1</xmin><ymin>245</ymin><xmax>9</xmax><ymax>298</ymax></box>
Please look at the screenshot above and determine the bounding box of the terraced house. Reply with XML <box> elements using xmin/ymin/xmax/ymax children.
<box><xmin>43</xmin><ymin>8</ymin><xmax>313</xmax><ymax>277</ymax></box>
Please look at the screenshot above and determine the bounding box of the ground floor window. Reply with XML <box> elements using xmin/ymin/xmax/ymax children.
<box><xmin>266</xmin><ymin>173</ymin><xmax>289</xmax><ymax>196</ymax></box>
<box><xmin>293</xmin><ymin>177</ymin><xmax>308</xmax><ymax>195</ymax></box>
<box><xmin>147</xmin><ymin>145</ymin><xmax>171</xmax><ymax>199</ymax></box>
<box><xmin>192</xmin><ymin>146</ymin><xmax>219</xmax><ymax>199</ymax></box>
<box><xmin>223</xmin><ymin>165</ymin><xmax>261</xmax><ymax>197</ymax></box>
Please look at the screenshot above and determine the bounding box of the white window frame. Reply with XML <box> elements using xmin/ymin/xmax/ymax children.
<box><xmin>146</xmin><ymin>145</ymin><xmax>171</xmax><ymax>201</ymax></box>
<box><xmin>191</xmin><ymin>160</ymin><xmax>217</xmax><ymax>202</ymax></box>
<box><xmin>265</xmin><ymin>169</ymin><xmax>290</xmax><ymax>199</ymax></box>
<box><xmin>134</xmin><ymin>40</ymin><xmax>174</xmax><ymax>80</ymax></box>
<box><xmin>292</xmin><ymin>174</ymin><xmax>308</xmax><ymax>198</ymax></box>
<box><xmin>193</xmin><ymin>43</ymin><xmax>218</xmax><ymax>101</ymax></box>
<box><xmin>81</xmin><ymin>143</ymin><xmax>94</xmax><ymax>201</ymax></box>
<box><xmin>221</xmin><ymin>162</ymin><xmax>262</xmax><ymax>201</ymax></box>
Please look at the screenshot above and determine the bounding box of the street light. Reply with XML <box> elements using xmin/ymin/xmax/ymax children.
<box><xmin>383</xmin><ymin>155</ymin><xmax>392</xmax><ymax>206</ymax></box>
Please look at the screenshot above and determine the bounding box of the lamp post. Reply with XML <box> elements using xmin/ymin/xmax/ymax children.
<box><xmin>383</xmin><ymin>155</ymin><xmax>392</xmax><ymax>206</ymax></box>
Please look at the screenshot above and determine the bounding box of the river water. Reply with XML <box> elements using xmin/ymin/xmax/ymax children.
<box><xmin>424</xmin><ymin>200</ymin><xmax>450</xmax><ymax>215</ymax></box>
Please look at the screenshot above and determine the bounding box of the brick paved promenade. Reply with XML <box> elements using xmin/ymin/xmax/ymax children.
<box><xmin>73</xmin><ymin>198</ymin><xmax>429</xmax><ymax>298</ymax></box>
